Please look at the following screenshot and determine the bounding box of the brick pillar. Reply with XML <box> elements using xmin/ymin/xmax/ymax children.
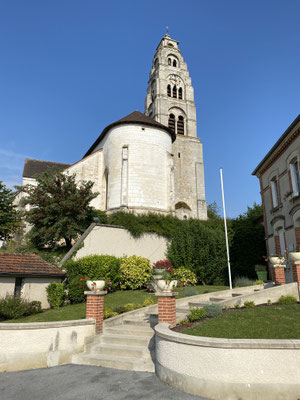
<box><xmin>85</xmin><ymin>291</ymin><xmax>107</xmax><ymax>334</ymax></box>
<box><xmin>292</xmin><ymin>263</ymin><xmax>300</xmax><ymax>284</ymax></box>
<box><xmin>156</xmin><ymin>292</ymin><xmax>177</xmax><ymax>327</ymax></box>
<box><xmin>273</xmin><ymin>267</ymin><xmax>286</xmax><ymax>285</ymax></box>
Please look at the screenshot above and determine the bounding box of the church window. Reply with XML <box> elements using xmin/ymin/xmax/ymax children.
<box><xmin>167</xmin><ymin>84</ymin><xmax>171</xmax><ymax>97</ymax></box>
<box><xmin>178</xmin><ymin>153</ymin><xmax>180</xmax><ymax>158</ymax></box>
<box><xmin>168</xmin><ymin>114</ymin><xmax>175</xmax><ymax>133</ymax></box>
<box><xmin>168</xmin><ymin>58</ymin><xmax>171</xmax><ymax>65</ymax></box>
<box><xmin>177</xmin><ymin>116</ymin><xmax>184</xmax><ymax>135</ymax></box>
<box><xmin>173</xmin><ymin>60</ymin><xmax>177</xmax><ymax>67</ymax></box>
<box><xmin>178</xmin><ymin>87</ymin><xmax>183</xmax><ymax>99</ymax></box>
<box><xmin>172</xmin><ymin>85</ymin><xmax>177</xmax><ymax>98</ymax></box>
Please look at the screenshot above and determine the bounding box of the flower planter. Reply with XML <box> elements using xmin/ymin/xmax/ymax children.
<box><xmin>86</xmin><ymin>280</ymin><xmax>105</xmax><ymax>291</ymax></box>
<box><xmin>268</xmin><ymin>256</ymin><xmax>285</xmax><ymax>265</ymax></box>
<box><xmin>157</xmin><ymin>280</ymin><xmax>178</xmax><ymax>293</ymax></box>
<box><xmin>289</xmin><ymin>252</ymin><xmax>300</xmax><ymax>263</ymax></box>
<box><xmin>256</xmin><ymin>271</ymin><xmax>268</xmax><ymax>281</ymax></box>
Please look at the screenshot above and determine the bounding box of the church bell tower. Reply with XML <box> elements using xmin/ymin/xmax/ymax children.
<box><xmin>145</xmin><ymin>33</ymin><xmax>207</xmax><ymax>220</ymax></box>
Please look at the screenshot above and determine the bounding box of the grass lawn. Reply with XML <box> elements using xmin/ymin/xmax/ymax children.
<box><xmin>183</xmin><ymin>304</ymin><xmax>300</xmax><ymax>339</ymax></box>
<box><xmin>1</xmin><ymin>285</ymin><xmax>227</xmax><ymax>323</ymax></box>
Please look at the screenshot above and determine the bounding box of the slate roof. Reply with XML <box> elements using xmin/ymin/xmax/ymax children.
<box><xmin>83</xmin><ymin>111</ymin><xmax>176</xmax><ymax>158</ymax></box>
<box><xmin>0</xmin><ymin>253</ymin><xmax>66</xmax><ymax>277</ymax></box>
<box><xmin>23</xmin><ymin>159</ymin><xmax>71</xmax><ymax>178</ymax></box>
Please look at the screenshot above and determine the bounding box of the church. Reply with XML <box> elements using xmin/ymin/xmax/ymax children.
<box><xmin>21</xmin><ymin>33</ymin><xmax>207</xmax><ymax>220</ymax></box>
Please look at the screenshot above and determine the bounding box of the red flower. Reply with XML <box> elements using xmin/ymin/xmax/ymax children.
<box><xmin>75</xmin><ymin>281</ymin><xmax>78</xmax><ymax>284</ymax></box>
<box><xmin>85</xmin><ymin>276</ymin><xmax>88</xmax><ymax>280</ymax></box>
<box><xmin>80</xmin><ymin>278</ymin><xmax>83</xmax><ymax>281</ymax></box>
<box><xmin>91</xmin><ymin>283</ymin><xmax>94</xmax><ymax>286</ymax></box>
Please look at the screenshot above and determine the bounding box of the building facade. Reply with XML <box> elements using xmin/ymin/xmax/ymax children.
<box><xmin>253</xmin><ymin>115</ymin><xmax>300</xmax><ymax>282</ymax></box>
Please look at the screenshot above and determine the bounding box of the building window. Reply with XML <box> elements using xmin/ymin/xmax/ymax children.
<box><xmin>290</xmin><ymin>159</ymin><xmax>300</xmax><ymax>195</ymax></box>
<box><xmin>172</xmin><ymin>85</ymin><xmax>177</xmax><ymax>98</ymax></box>
<box><xmin>14</xmin><ymin>277</ymin><xmax>23</xmax><ymax>297</ymax></box>
<box><xmin>168</xmin><ymin>58</ymin><xmax>171</xmax><ymax>65</ymax></box>
<box><xmin>168</xmin><ymin>114</ymin><xmax>175</xmax><ymax>133</ymax></box>
<box><xmin>177</xmin><ymin>116</ymin><xmax>184</xmax><ymax>135</ymax></box>
<box><xmin>167</xmin><ymin>84</ymin><xmax>171</xmax><ymax>97</ymax></box>
<box><xmin>271</xmin><ymin>178</ymin><xmax>279</xmax><ymax>208</ymax></box>
<box><xmin>173</xmin><ymin>60</ymin><xmax>177</xmax><ymax>67</ymax></box>
<box><xmin>178</xmin><ymin>87</ymin><xmax>183</xmax><ymax>99</ymax></box>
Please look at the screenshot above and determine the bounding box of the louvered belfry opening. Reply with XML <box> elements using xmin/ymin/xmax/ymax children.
<box><xmin>173</xmin><ymin>60</ymin><xmax>177</xmax><ymax>67</ymax></box>
<box><xmin>172</xmin><ymin>85</ymin><xmax>177</xmax><ymax>98</ymax></box>
<box><xmin>168</xmin><ymin>114</ymin><xmax>176</xmax><ymax>133</ymax></box>
<box><xmin>177</xmin><ymin>116</ymin><xmax>184</xmax><ymax>135</ymax></box>
<box><xmin>167</xmin><ymin>84</ymin><xmax>171</xmax><ymax>97</ymax></box>
<box><xmin>178</xmin><ymin>87</ymin><xmax>183</xmax><ymax>99</ymax></box>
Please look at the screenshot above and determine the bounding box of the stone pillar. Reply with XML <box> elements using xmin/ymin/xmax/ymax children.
<box><xmin>156</xmin><ymin>292</ymin><xmax>177</xmax><ymax>328</ymax></box>
<box><xmin>292</xmin><ymin>263</ymin><xmax>300</xmax><ymax>284</ymax></box>
<box><xmin>85</xmin><ymin>291</ymin><xmax>107</xmax><ymax>334</ymax></box>
<box><xmin>273</xmin><ymin>267</ymin><xmax>286</xmax><ymax>285</ymax></box>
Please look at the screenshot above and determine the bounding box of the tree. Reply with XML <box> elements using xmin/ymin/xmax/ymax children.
<box><xmin>230</xmin><ymin>203</ymin><xmax>266</xmax><ymax>279</ymax></box>
<box><xmin>19</xmin><ymin>171</ymin><xmax>98</xmax><ymax>248</ymax></box>
<box><xmin>207</xmin><ymin>201</ymin><xmax>222</xmax><ymax>220</ymax></box>
<box><xmin>0</xmin><ymin>181</ymin><xmax>22</xmax><ymax>241</ymax></box>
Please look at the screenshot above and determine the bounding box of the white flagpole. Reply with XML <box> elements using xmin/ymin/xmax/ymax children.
<box><xmin>219</xmin><ymin>168</ymin><xmax>233</xmax><ymax>290</ymax></box>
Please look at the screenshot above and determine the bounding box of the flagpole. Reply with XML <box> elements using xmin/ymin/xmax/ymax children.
<box><xmin>219</xmin><ymin>168</ymin><xmax>233</xmax><ymax>290</ymax></box>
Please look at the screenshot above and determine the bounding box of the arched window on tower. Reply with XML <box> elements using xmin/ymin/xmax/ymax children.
<box><xmin>168</xmin><ymin>114</ymin><xmax>175</xmax><ymax>133</ymax></box>
<box><xmin>178</xmin><ymin>87</ymin><xmax>183</xmax><ymax>99</ymax></box>
<box><xmin>167</xmin><ymin>84</ymin><xmax>171</xmax><ymax>97</ymax></box>
<box><xmin>173</xmin><ymin>60</ymin><xmax>177</xmax><ymax>67</ymax></box>
<box><xmin>172</xmin><ymin>85</ymin><xmax>177</xmax><ymax>98</ymax></box>
<box><xmin>168</xmin><ymin>58</ymin><xmax>171</xmax><ymax>65</ymax></box>
<box><xmin>177</xmin><ymin>116</ymin><xmax>184</xmax><ymax>135</ymax></box>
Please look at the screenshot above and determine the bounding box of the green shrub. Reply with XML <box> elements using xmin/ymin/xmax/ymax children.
<box><xmin>234</xmin><ymin>303</ymin><xmax>240</xmax><ymax>309</ymax></box>
<box><xmin>120</xmin><ymin>255</ymin><xmax>152</xmax><ymax>290</ymax></box>
<box><xmin>188</xmin><ymin>307</ymin><xmax>207</xmax><ymax>323</ymax></box>
<box><xmin>234</xmin><ymin>276</ymin><xmax>254</xmax><ymax>287</ymax></box>
<box><xmin>182</xmin><ymin>286</ymin><xmax>199</xmax><ymax>297</ymax></box>
<box><xmin>244</xmin><ymin>301</ymin><xmax>255</xmax><ymax>308</ymax></box>
<box><xmin>65</xmin><ymin>255</ymin><xmax>121</xmax><ymax>291</ymax></box>
<box><xmin>278</xmin><ymin>295</ymin><xmax>298</xmax><ymax>305</ymax></box>
<box><xmin>203</xmin><ymin>302</ymin><xmax>222</xmax><ymax>317</ymax></box>
<box><xmin>46</xmin><ymin>282</ymin><xmax>65</xmax><ymax>309</ymax></box>
<box><xmin>172</xmin><ymin>267</ymin><xmax>197</xmax><ymax>286</ymax></box>
<box><xmin>103</xmin><ymin>307</ymin><xmax>118</xmax><ymax>319</ymax></box>
<box><xmin>67</xmin><ymin>276</ymin><xmax>88</xmax><ymax>304</ymax></box>
<box><xmin>113</xmin><ymin>302</ymin><xmax>142</xmax><ymax>314</ymax></box>
<box><xmin>254</xmin><ymin>280</ymin><xmax>264</xmax><ymax>285</ymax></box>
<box><xmin>143</xmin><ymin>297</ymin><xmax>155</xmax><ymax>307</ymax></box>
<box><xmin>0</xmin><ymin>296</ymin><xmax>42</xmax><ymax>320</ymax></box>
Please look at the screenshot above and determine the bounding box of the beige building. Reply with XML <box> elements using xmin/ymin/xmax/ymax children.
<box><xmin>18</xmin><ymin>34</ymin><xmax>207</xmax><ymax>221</ymax></box>
<box><xmin>252</xmin><ymin>115</ymin><xmax>300</xmax><ymax>282</ymax></box>
<box><xmin>0</xmin><ymin>253</ymin><xmax>65</xmax><ymax>308</ymax></box>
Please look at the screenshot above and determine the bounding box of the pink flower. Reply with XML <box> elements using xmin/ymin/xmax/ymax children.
<box><xmin>91</xmin><ymin>283</ymin><xmax>94</xmax><ymax>286</ymax></box>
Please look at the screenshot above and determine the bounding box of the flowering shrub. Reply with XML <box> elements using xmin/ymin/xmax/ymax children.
<box><xmin>68</xmin><ymin>276</ymin><xmax>88</xmax><ymax>304</ymax></box>
<box><xmin>0</xmin><ymin>296</ymin><xmax>42</xmax><ymax>320</ymax></box>
<box><xmin>172</xmin><ymin>267</ymin><xmax>197</xmax><ymax>286</ymax></box>
<box><xmin>120</xmin><ymin>255</ymin><xmax>152</xmax><ymax>290</ymax></box>
<box><xmin>153</xmin><ymin>259</ymin><xmax>174</xmax><ymax>274</ymax></box>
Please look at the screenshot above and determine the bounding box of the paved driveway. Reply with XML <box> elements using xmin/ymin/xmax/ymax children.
<box><xmin>0</xmin><ymin>364</ymin><xmax>209</xmax><ymax>400</ymax></box>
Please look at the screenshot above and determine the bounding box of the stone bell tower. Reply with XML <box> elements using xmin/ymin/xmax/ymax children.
<box><xmin>145</xmin><ymin>33</ymin><xmax>207</xmax><ymax>220</ymax></box>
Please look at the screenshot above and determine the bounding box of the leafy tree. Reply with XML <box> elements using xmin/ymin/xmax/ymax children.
<box><xmin>0</xmin><ymin>180</ymin><xmax>21</xmax><ymax>241</ymax></box>
<box><xmin>207</xmin><ymin>201</ymin><xmax>222</xmax><ymax>219</ymax></box>
<box><xmin>19</xmin><ymin>171</ymin><xmax>98</xmax><ymax>248</ymax></box>
<box><xmin>230</xmin><ymin>203</ymin><xmax>266</xmax><ymax>279</ymax></box>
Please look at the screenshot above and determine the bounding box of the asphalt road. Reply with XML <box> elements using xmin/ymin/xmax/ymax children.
<box><xmin>0</xmin><ymin>364</ymin><xmax>209</xmax><ymax>400</ymax></box>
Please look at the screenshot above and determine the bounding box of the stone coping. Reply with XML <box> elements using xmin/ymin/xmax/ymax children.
<box><xmin>155</xmin><ymin>322</ymin><xmax>300</xmax><ymax>349</ymax></box>
<box><xmin>0</xmin><ymin>318</ymin><xmax>95</xmax><ymax>330</ymax></box>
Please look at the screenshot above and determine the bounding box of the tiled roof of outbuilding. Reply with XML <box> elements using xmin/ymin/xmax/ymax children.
<box><xmin>0</xmin><ymin>253</ymin><xmax>66</xmax><ymax>277</ymax></box>
<box><xmin>23</xmin><ymin>159</ymin><xmax>71</xmax><ymax>178</ymax></box>
<box><xmin>83</xmin><ymin>111</ymin><xmax>176</xmax><ymax>158</ymax></box>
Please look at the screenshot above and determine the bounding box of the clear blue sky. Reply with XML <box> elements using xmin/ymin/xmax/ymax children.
<box><xmin>0</xmin><ymin>0</ymin><xmax>299</xmax><ymax>217</ymax></box>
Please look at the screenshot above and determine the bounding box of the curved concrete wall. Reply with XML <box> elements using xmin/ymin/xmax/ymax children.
<box><xmin>0</xmin><ymin>319</ymin><xmax>95</xmax><ymax>372</ymax></box>
<box><xmin>155</xmin><ymin>323</ymin><xmax>300</xmax><ymax>400</ymax></box>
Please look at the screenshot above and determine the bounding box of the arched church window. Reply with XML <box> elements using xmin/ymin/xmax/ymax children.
<box><xmin>177</xmin><ymin>116</ymin><xmax>184</xmax><ymax>135</ymax></box>
<box><xmin>172</xmin><ymin>85</ymin><xmax>177</xmax><ymax>98</ymax></box>
<box><xmin>173</xmin><ymin>60</ymin><xmax>177</xmax><ymax>67</ymax></box>
<box><xmin>168</xmin><ymin>58</ymin><xmax>171</xmax><ymax>65</ymax></box>
<box><xmin>178</xmin><ymin>87</ymin><xmax>183</xmax><ymax>99</ymax></box>
<box><xmin>168</xmin><ymin>114</ymin><xmax>175</xmax><ymax>133</ymax></box>
<box><xmin>167</xmin><ymin>84</ymin><xmax>171</xmax><ymax>97</ymax></box>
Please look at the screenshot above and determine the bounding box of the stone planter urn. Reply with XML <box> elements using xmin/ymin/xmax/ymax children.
<box><xmin>289</xmin><ymin>252</ymin><xmax>300</xmax><ymax>263</ymax></box>
<box><xmin>86</xmin><ymin>280</ymin><xmax>105</xmax><ymax>292</ymax></box>
<box><xmin>157</xmin><ymin>279</ymin><xmax>178</xmax><ymax>293</ymax></box>
<box><xmin>269</xmin><ymin>256</ymin><xmax>285</xmax><ymax>265</ymax></box>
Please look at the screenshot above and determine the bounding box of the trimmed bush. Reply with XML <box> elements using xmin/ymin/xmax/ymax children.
<box><xmin>182</xmin><ymin>286</ymin><xmax>199</xmax><ymax>297</ymax></box>
<box><xmin>278</xmin><ymin>295</ymin><xmax>298</xmax><ymax>305</ymax></box>
<box><xmin>120</xmin><ymin>255</ymin><xmax>152</xmax><ymax>290</ymax></box>
<box><xmin>143</xmin><ymin>297</ymin><xmax>155</xmax><ymax>307</ymax></box>
<box><xmin>203</xmin><ymin>302</ymin><xmax>222</xmax><ymax>317</ymax></box>
<box><xmin>103</xmin><ymin>307</ymin><xmax>118</xmax><ymax>319</ymax></box>
<box><xmin>0</xmin><ymin>296</ymin><xmax>42</xmax><ymax>320</ymax></box>
<box><xmin>46</xmin><ymin>282</ymin><xmax>65</xmax><ymax>309</ymax></box>
<box><xmin>172</xmin><ymin>266</ymin><xmax>197</xmax><ymax>286</ymax></box>
<box><xmin>68</xmin><ymin>276</ymin><xmax>88</xmax><ymax>304</ymax></box>
<box><xmin>234</xmin><ymin>276</ymin><xmax>254</xmax><ymax>287</ymax></box>
<box><xmin>188</xmin><ymin>307</ymin><xmax>207</xmax><ymax>323</ymax></box>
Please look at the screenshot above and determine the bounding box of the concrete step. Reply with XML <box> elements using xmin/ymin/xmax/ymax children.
<box><xmin>72</xmin><ymin>353</ymin><xmax>155</xmax><ymax>372</ymax></box>
<box><xmin>100</xmin><ymin>334</ymin><xmax>153</xmax><ymax>348</ymax></box>
<box><xmin>188</xmin><ymin>302</ymin><xmax>205</xmax><ymax>308</ymax></box>
<box><xmin>104</xmin><ymin>325</ymin><xmax>154</xmax><ymax>338</ymax></box>
<box><xmin>86</xmin><ymin>343</ymin><xmax>151</xmax><ymax>359</ymax></box>
<box><xmin>123</xmin><ymin>318</ymin><xmax>152</xmax><ymax>327</ymax></box>
<box><xmin>175</xmin><ymin>307</ymin><xmax>190</xmax><ymax>313</ymax></box>
<box><xmin>232</xmin><ymin>293</ymin><xmax>242</xmax><ymax>297</ymax></box>
<box><xmin>209</xmin><ymin>297</ymin><xmax>226</xmax><ymax>302</ymax></box>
